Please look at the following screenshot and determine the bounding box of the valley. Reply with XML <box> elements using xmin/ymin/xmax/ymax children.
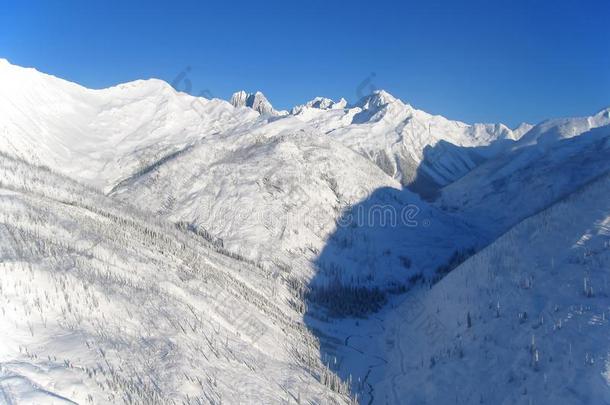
<box><xmin>0</xmin><ymin>59</ymin><xmax>609</xmax><ymax>404</ymax></box>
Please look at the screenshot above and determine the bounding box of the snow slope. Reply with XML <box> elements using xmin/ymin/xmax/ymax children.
<box><xmin>0</xmin><ymin>152</ymin><xmax>352</xmax><ymax>404</ymax></box>
<box><xmin>518</xmin><ymin>107</ymin><xmax>610</xmax><ymax>147</ymax></box>
<box><xmin>297</xmin><ymin>109</ymin><xmax>610</xmax><ymax>404</ymax></box>
<box><xmin>439</xmin><ymin>119</ymin><xmax>610</xmax><ymax>238</ymax></box>
<box><xmin>291</xmin><ymin>90</ymin><xmax>529</xmax><ymax>197</ymax></box>
<box><xmin>378</xmin><ymin>171</ymin><xmax>610</xmax><ymax>404</ymax></box>
<box><xmin>0</xmin><ymin>58</ymin><xmax>259</xmax><ymax>191</ymax></box>
<box><xmin>110</xmin><ymin>117</ymin><xmax>479</xmax><ymax>293</ymax></box>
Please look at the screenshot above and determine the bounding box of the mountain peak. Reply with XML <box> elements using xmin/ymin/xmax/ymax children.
<box><xmin>306</xmin><ymin>97</ymin><xmax>335</xmax><ymax>109</ymax></box>
<box><xmin>230</xmin><ymin>90</ymin><xmax>279</xmax><ymax>115</ymax></box>
<box><xmin>595</xmin><ymin>106</ymin><xmax>610</xmax><ymax>118</ymax></box>
<box><xmin>512</xmin><ymin>122</ymin><xmax>534</xmax><ymax>139</ymax></box>
<box><xmin>354</xmin><ymin>89</ymin><xmax>400</xmax><ymax>110</ymax></box>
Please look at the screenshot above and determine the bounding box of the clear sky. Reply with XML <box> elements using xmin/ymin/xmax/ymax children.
<box><xmin>1</xmin><ymin>0</ymin><xmax>609</xmax><ymax>127</ymax></box>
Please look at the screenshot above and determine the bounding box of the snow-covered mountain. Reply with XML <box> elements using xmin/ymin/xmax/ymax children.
<box><xmin>1</xmin><ymin>58</ymin><xmax>609</xmax><ymax>404</ymax></box>
<box><xmin>109</xmin><ymin>117</ymin><xmax>480</xmax><ymax>296</ymax></box>
<box><xmin>0</xmin><ymin>59</ymin><xmax>524</xmax><ymax>198</ymax></box>
<box><xmin>439</xmin><ymin>113</ymin><xmax>610</xmax><ymax>239</ymax></box>
<box><xmin>290</xmin><ymin>90</ymin><xmax>530</xmax><ymax>198</ymax></box>
<box><xmin>0</xmin><ymin>152</ymin><xmax>351</xmax><ymax>404</ymax></box>
<box><xmin>0</xmin><ymin>58</ymin><xmax>258</xmax><ymax>191</ymax></box>
<box><xmin>378</xmin><ymin>171</ymin><xmax>610</xmax><ymax>404</ymax></box>
<box><xmin>0</xmin><ymin>59</ymin><xmax>508</xmax><ymax>290</ymax></box>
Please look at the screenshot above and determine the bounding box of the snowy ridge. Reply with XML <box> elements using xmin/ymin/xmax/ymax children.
<box><xmin>518</xmin><ymin>107</ymin><xmax>610</xmax><ymax>147</ymax></box>
<box><xmin>290</xmin><ymin>90</ymin><xmax>528</xmax><ymax>197</ymax></box>
<box><xmin>0</xmin><ymin>60</ymin><xmax>259</xmax><ymax>191</ymax></box>
<box><xmin>1</xmin><ymin>59</ymin><xmax>524</xmax><ymax>197</ymax></box>
<box><xmin>439</xmin><ymin>121</ymin><xmax>610</xmax><ymax>238</ymax></box>
<box><xmin>291</xmin><ymin>96</ymin><xmax>348</xmax><ymax>114</ymax></box>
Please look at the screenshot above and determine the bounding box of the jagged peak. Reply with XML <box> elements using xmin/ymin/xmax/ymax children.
<box><xmin>230</xmin><ymin>90</ymin><xmax>248</xmax><ymax>106</ymax></box>
<box><xmin>306</xmin><ymin>97</ymin><xmax>334</xmax><ymax>109</ymax></box>
<box><xmin>230</xmin><ymin>90</ymin><xmax>279</xmax><ymax>115</ymax></box>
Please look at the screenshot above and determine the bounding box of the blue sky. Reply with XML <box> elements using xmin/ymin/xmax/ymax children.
<box><xmin>1</xmin><ymin>0</ymin><xmax>609</xmax><ymax>126</ymax></box>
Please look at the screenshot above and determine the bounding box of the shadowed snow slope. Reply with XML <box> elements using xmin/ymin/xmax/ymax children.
<box><xmin>298</xmin><ymin>107</ymin><xmax>610</xmax><ymax>403</ymax></box>
<box><xmin>379</xmin><ymin>172</ymin><xmax>610</xmax><ymax>404</ymax></box>
<box><xmin>439</xmin><ymin>123</ymin><xmax>610</xmax><ymax>238</ymax></box>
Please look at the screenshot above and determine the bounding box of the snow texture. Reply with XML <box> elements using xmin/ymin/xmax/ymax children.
<box><xmin>0</xmin><ymin>58</ymin><xmax>609</xmax><ymax>404</ymax></box>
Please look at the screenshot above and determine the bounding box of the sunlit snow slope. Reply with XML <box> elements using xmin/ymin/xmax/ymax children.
<box><xmin>0</xmin><ymin>59</ymin><xmax>258</xmax><ymax>191</ymax></box>
<box><xmin>0</xmin><ymin>153</ymin><xmax>351</xmax><ymax>404</ymax></box>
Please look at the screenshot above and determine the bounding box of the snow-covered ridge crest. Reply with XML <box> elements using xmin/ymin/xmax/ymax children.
<box><xmin>290</xmin><ymin>88</ymin><xmax>533</xmax><ymax>197</ymax></box>
<box><xmin>517</xmin><ymin>106</ymin><xmax>610</xmax><ymax>147</ymax></box>
<box><xmin>1</xmin><ymin>57</ymin><xmax>607</xmax><ymax>201</ymax></box>
<box><xmin>353</xmin><ymin>89</ymin><xmax>402</xmax><ymax>110</ymax></box>
<box><xmin>0</xmin><ymin>58</ymin><xmax>260</xmax><ymax>191</ymax></box>
<box><xmin>291</xmin><ymin>96</ymin><xmax>348</xmax><ymax>114</ymax></box>
<box><xmin>0</xmin><ymin>58</ymin><xmax>486</xmax><ymax>197</ymax></box>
